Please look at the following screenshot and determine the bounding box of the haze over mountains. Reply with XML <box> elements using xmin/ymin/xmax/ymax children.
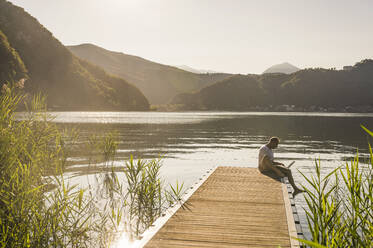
<box><xmin>175</xmin><ymin>65</ymin><xmax>219</xmax><ymax>74</ymax></box>
<box><xmin>1</xmin><ymin>0</ymin><xmax>372</xmax><ymax>113</ymax></box>
<box><xmin>171</xmin><ymin>60</ymin><xmax>373</xmax><ymax>112</ymax></box>
<box><xmin>68</xmin><ymin>44</ymin><xmax>231</xmax><ymax>104</ymax></box>
<box><xmin>0</xmin><ymin>0</ymin><xmax>149</xmax><ymax>110</ymax></box>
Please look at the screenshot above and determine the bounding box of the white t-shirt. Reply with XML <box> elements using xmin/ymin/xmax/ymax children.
<box><xmin>258</xmin><ymin>145</ymin><xmax>274</xmax><ymax>171</ymax></box>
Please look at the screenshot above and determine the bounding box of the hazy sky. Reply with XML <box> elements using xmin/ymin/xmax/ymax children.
<box><xmin>9</xmin><ymin>0</ymin><xmax>373</xmax><ymax>74</ymax></box>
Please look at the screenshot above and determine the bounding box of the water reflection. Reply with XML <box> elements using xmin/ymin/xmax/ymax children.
<box><xmin>50</xmin><ymin>113</ymin><xmax>372</xmax><ymax>185</ymax></box>
<box><xmin>56</xmin><ymin>113</ymin><xmax>373</xmax><ymax>164</ymax></box>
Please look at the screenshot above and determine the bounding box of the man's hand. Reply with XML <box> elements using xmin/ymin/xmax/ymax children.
<box><xmin>273</xmin><ymin>161</ymin><xmax>286</xmax><ymax>168</ymax></box>
<box><xmin>262</xmin><ymin>157</ymin><xmax>286</xmax><ymax>177</ymax></box>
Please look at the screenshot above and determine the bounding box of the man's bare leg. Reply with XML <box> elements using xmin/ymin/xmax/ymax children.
<box><xmin>275</xmin><ymin>166</ymin><xmax>304</xmax><ymax>196</ymax></box>
<box><xmin>271</xmin><ymin>166</ymin><xmax>285</xmax><ymax>178</ymax></box>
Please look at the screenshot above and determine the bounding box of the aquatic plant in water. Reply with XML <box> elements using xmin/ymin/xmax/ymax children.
<box><xmin>123</xmin><ymin>156</ymin><xmax>185</xmax><ymax>239</ymax></box>
<box><xmin>0</xmin><ymin>82</ymin><xmax>184</xmax><ymax>247</ymax></box>
<box><xmin>297</xmin><ymin>126</ymin><xmax>373</xmax><ymax>248</ymax></box>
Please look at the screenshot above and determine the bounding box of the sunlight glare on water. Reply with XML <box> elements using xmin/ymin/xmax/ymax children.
<box><xmin>111</xmin><ymin>231</ymin><xmax>138</xmax><ymax>248</ymax></box>
<box><xmin>16</xmin><ymin>111</ymin><xmax>373</xmax><ymax>124</ymax></box>
<box><xmin>31</xmin><ymin>111</ymin><xmax>241</xmax><ymax>124</ymax></box>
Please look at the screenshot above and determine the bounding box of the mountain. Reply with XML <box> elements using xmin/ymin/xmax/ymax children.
<box><xmin>0</xmin><ymin>0</ymin><xmax>149</xmax><ymax>110</ymax></box>
<box><xmin>175</xmin><ymin>65</ymin><xmax>219</xmax><ymax>74</ymax></box>
<box><xmin>0</xmin><ymin>29</ymin><xmax>27</xmax><ymax>83</ymax></box>
<box><xmin>263</xmin><ymin>62</ymin><xmax>300</xmax><ymax>74</ymax></box>
<box><xmin>68</xmin><ymin>44</ymin><xmax>232</xmax><ymax>104</ymax></box>
<box><xmin>171</xmin><ymin>60</ymin><xmax>373</xmax><ymax>112</ymax></box>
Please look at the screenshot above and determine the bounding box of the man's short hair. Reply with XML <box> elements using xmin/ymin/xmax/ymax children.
<box><xmin>269</xmin><ymin>136</ymin><xmax>280</xmax><ymax>144</ymax></box>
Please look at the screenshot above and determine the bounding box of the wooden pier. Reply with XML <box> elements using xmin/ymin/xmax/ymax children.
<box><xmin>142</xmin><ymin>167</ymin><xmax>300</xmax><ymax>248</ymax></box>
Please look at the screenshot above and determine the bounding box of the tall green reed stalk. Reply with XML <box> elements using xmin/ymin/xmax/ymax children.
<box><xmin>298</xmin><ymin>126</ymin><xmax>373</xmax><ymax>248</ymax></box>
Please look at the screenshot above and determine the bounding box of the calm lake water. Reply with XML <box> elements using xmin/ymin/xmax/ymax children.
<box><xmin>33</xmin><ymin>111</ymin><xmax>373</xmax><ymax>240</ymax></box>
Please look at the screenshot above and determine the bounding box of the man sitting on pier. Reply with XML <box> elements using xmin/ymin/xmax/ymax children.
<box><xmin>258</xmin><ymin>137</ymin><xmax>303</xmax><ymax>196</ymax></box>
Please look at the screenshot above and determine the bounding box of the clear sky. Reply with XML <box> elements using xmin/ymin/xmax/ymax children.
<box><xmin>8</xmin><ymin>0</ymin><xmax>373</xmax><ymax>74</ymax></box>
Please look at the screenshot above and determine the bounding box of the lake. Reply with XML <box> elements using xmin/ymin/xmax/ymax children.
<box><xmin>34</xmin><ymin>111</ymin><xmax>373</xmax><ymax>240</ymax></box>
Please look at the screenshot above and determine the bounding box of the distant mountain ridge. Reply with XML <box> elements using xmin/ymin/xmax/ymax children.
<box><xmin>172</xmin><ymin>60</ymin><xmax>373</xmax><ymax>112</ymax></box>
<box><xmin>68</xmin><ymin>44</ymin><xmax>232</xmax><ymax>104</ymax></box>
<box><xmin>0</xmin><ymin>0</ymin><xmax>149</xmax><ymax>110</ymax></box>
<box><xmin>263</xmin><ymin>62</ymin><xmax>300</xmax><ymax>74</ymax></box>
<box><xmin>175</xmin><ymin>65</ymin><xmax>219</xmax><ymax>74</ymax></box>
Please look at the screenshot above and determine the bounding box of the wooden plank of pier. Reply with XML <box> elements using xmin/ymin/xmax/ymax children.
<box><xmin>143</xmin><ymin>166</ymin><xmax>298</xmax><ymax>248</ymax></box>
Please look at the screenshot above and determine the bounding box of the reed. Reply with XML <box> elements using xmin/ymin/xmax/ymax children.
<box><xmin>297</xmin><ymin>126</ymin><xmax>373</xmax><ymax>248</ymax></box>
<box><xmin>0</xmin><ymin>82</ymin><xmax>184</xmax><ymax>247</ymax></box>
<box><xmin>0</xmin><ymin>82</ymin><xmax>120</xmax><ymax>247</ymax></box>
<box><xmin>123</xmin><ymin>156</ymin><xmax>185</xmax><ymax>238</ymax></box>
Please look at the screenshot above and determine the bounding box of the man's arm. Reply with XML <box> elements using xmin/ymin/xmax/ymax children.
<box><xmin>272</xmin><ymin>161</ymin><xmax>285</xmax><ymax>167</ymax></box>
<box><xmin>263</xmin><ymin>156</ymin><xmax>286</xmax><ymax>177</ymax></box>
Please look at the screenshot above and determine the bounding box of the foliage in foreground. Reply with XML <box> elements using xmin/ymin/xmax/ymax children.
<box><xmin>0</xmin><ymin>83</ymin><xmax>183</xmax><ymax>247</ymax></box>
<box><xmin>124</xmin><ymin>156</ymin><xmax>185</xmax><ymax>238</ymax></box>
<box><xmin>298</xmin><ymin>126</ymin><xmax>373</xmax><ymax>248</ymax></box>
<box><xmin>0</xmin><ymin>83</ymin><xmax>112</xmax><ymax>247</ymax></box>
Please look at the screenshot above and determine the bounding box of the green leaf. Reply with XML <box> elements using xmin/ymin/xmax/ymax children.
<box><xmin>293</xmin><ymin>237</ymin><xmax>328</xmax><ymax>248</ymax></box>
<box><xmin>361</xmin><ymin>125</ymin><xmax>373</xmax><ymax>137</ymax></box>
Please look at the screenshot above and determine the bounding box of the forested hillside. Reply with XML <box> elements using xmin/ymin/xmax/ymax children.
<box><xmin>0</xmin><ymin>0</ymin><xmax>149</xmax><ymax>110</ymax></box>
<box><xmin>172</xmin><ymin>60</ymin><xmax>373</xmax><ymax>112</ymax></box>
<box><xmin>0</xmin><ymin>30</ymin><xmax>27</xmax><ymax>83</ymax></box>
<box><xmin>68</xmin><ymin>44</ymin><xmax>232</xmax><ymax>104</ymax></box>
